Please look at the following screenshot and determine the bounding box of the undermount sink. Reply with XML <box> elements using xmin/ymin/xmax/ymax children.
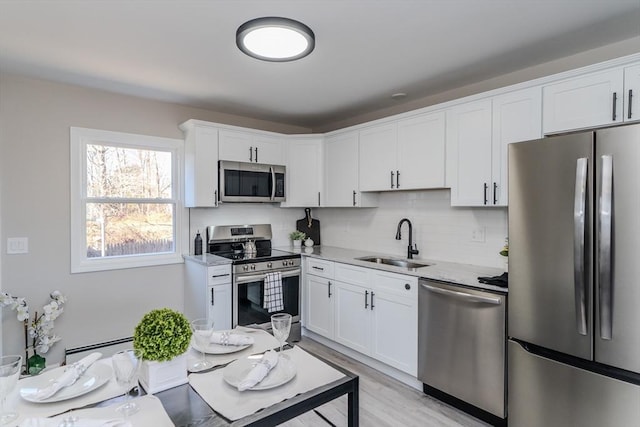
<box><xmin>356</xmin><ymin>256</ymin><xmax>431</xmax><ymax>270</ymax></box>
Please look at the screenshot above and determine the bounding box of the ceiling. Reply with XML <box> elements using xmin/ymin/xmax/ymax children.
<box><xmin>0</xmin><ymin>1</ymin><xmax>639</xmax><ymax>130</ymax></box>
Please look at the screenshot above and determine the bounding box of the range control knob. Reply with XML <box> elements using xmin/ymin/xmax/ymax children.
<box><xmin>242</xmin><ymin>265</ymin><xmax>249</xmax><ymax>271</ymax></box>
<box><xmin>250</xmin><ymin>264</ymin><xmax>256</xmax><ymax>270</ymax></box>
<box><xmin>267</xmin><ymin>262</ymin><xmax>273</xmax><ymax>268</ymax></box>
<box><xmin>282</xmin><ymin>260</ymin><xmax>288</xmax><ymax>266</ymax></box>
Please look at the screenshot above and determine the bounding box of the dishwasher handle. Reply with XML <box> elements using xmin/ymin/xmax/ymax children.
<box><xmin>421</xmin><ymin>283</ymin><xmax>501</xmax><ymax>305</ymax></box>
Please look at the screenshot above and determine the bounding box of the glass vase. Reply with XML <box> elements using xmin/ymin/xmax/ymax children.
<box><xmin>27</xmin><ymin>353</ymin><xmax>46</xmax><ymax>375</ymax></box>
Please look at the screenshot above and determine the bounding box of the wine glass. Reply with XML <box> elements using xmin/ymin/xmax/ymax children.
<box><xmin>0</xmin><ymin>355</ymin><xmax>22</xmax><ymax>425</ymax></box>
<box><xmin>191</xmin><ymin>318</ymin><xmax>214</xmax><ymax>371</ymax></box>
<box><xmin>271</xmin><ymin>313</ymin><xmax>292</xmax><ymax>356</ymax></box>
<box><xmin>111</xmin><ymin>350</ymin><xmax>142</xmax><ymax>417</ymax></box>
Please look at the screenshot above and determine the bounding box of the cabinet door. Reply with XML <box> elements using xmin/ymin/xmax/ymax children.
<box><xmin>304</xmin><ymin>275</ymin><xmax>334</xmax><ymax>339</ymax></box>
<box><xmin>283</xmin><ymin>137</ymin><xmax>323</xmax><ymax>207</ymax></box>
<box><xmin>370</xmin><ymin>272</ymin><xmax>417</xmax><ymax>375</ymax></box>
<box><xmin>397</xmin><ymin>112</ymin><xmax>446</xmax><ymax>190</ymax></box>
<box><xmin>183</xmin><ymin>123</ymin><xmax>219</xmax><ymax>207</ymax></box>
<box><xmin>208</xmin><ymin>284</ymin><xmax>232</xmax><ymax>330</ymax></box>
<box><xmin>324</xmin><ymin>132</ymin><xmax>359</xmax><ymax>206</ymax></box>
<box><xmin>333</xmin><ymin>281</ymin><xmax>370</xmax><ymax>355</ymax></box>
<box><xmin>359</xmin><ymin>123</ymin><xmax>397</xmax><ymax>191</ymax></box>
<box><xmin>253</xmin><ymin>134</ymin><xmax>284</xmax><ymax>165</ymax></box>
<box><xmin>446</xmin><ymin>99</ymin><xmax>493</xmax><ymax>206</ymax></box>
<box><xmin>218</xmin><ymin>129</ymin><xmax>254</xmax><ymax>162</ymax></box>
<box><xmin>492</xmin><ymin>87</ymin><xmax>542</xmax><ymax>206</ymax></box>
<box><xmin>543</xmin><ymin>68</ymin><xmax>624</xmax><ymax>134</ymax></box>
<box><xmin>624</xmin><ymin>63</ymin><xmax>640</xmax><ymax>123</ymax></box>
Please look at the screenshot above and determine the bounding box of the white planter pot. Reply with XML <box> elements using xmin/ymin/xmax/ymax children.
<box><xmin>138</xmin><ymin>352</ymin><xmax>188</xmax><ymax>394</ymax></box>
<box><xmin>293</xmin><ymin>240</ymin><xmax>302</xmax><ymax>248</ymax></box>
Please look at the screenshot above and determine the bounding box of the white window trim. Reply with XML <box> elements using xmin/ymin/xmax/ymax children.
<box><xmin>70</xmin><ymin>127</ymin><xmax>184</xmax><ymax>273</ymax></box>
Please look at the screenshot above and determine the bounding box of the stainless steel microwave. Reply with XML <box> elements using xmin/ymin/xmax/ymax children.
<box><xmin>219</xmin><ymin>160</ymin><xmax>286</xmax><ymax>203</ymax></box>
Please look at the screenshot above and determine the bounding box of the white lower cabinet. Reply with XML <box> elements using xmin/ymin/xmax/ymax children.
<box><xmin>303</xmin><ymin>258</ymin><xmax>418</xmax><ymax>376</ymax></box>
<box><xmin>184</xmin><ymin>260</ymin><xmax>232</xmax><ymax>330</ymax></box>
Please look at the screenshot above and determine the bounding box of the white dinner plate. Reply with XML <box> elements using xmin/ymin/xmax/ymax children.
<box><xmin>191</xmin><ymin>331</ymin><xmax>253</xmax><ymax>354</ymax></box>
<box><xmin>19</xmin><ymin>362</ymin><xmax>112</xmax><ymax>403</ymax></box>
<box><xmin>223</xmin><ymin>354</ymin><xmax>296</xmax><ymax>390</ymax></box>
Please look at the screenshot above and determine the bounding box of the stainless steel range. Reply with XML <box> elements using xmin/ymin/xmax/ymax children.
<box><xmin>206</xmin><ymin>224</ymin><xmax>301</xmax><ymax>341</ymax></box>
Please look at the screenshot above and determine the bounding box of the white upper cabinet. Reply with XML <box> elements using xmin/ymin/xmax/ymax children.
<box><xmin>491</xmin><ymin>87</ymin><xmax>542</xmax><ymax>205</ymax></box>
<box><xmin>447</xmin><ymin>87</ymin><xmax>541</xmax><ymax>206</ymax></box>
<box><xmin>446</xmin><ymin>99</ymin><xmax>493</xmax><ymax>206</ymax></box>
<box><xmin>282</xmin><ymin>136</ymin><xmax>323</xmax><ymax>208</ymax></box>
<box><xmin>180</xmin><ymin>120</ymin><xmax>219</xmax><ymax>208</ymax></box>
<box><xmin>543</xmin><ymin>68</ymin><xmax>624</xmax><ymax>134</ymax></box>
<box><xmin>218</xmin><ymin>129</ymin><xmax>284</xmax><ymax>165</ymax></box>
<box><xmin>324</xmin><ymin>131</ymin><xmax>377</xmax><ymax>207</ymax></box>
<box><xmin>359</xmin><ymin>111</ymin><xmax>446</xmax><ymax>192</ymax></box>
<box><xmin>624</xmin><ymin>63</ymin><xmax>640</xmax><ymax>123</ymax></box>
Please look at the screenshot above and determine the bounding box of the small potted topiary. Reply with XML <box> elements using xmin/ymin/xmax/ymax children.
<box><xmin>289</xmin><ymin>230</ymin><xmax>306</xmax><ymax>248</ymax></box>
<box><xmin>133</xmin><ymin>308</ymin><xmax>192</xmax><ymax>394</ymax></box>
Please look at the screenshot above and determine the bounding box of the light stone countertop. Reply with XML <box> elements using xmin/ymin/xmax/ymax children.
<box><xmin>279</xmin><ymin>245</ymin><xmax>508</xmax><ymax>294</ymax></box>
<box><xmin>183</xmin><ymin>253</ymin><xmax>233</xmax><ymax>266</ymax></box>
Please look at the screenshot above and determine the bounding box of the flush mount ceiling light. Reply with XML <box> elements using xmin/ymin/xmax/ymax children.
<box><xmin>236</xmin><ymin>17</ymin><xmax>315</xmax><ymax>62</ymax></box>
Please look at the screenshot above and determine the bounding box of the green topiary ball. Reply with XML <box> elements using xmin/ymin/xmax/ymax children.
<box><xmin>133</xmin><ymin>308</ymin><xmax>192</xmax><ymax>362</ymax></box>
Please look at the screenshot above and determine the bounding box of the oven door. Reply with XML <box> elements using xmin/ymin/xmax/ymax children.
<box><xmin>233</xmin><ymin>267</ymin><xmax>300</xmax><ymax>327</ymax></box>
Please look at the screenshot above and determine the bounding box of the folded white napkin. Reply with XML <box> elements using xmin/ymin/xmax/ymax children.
<box><xmin>32</xmin><ymin>352</ymin><xmax>102</xmax><ymax>401</ymax></box>
<box><xmin>211</xmin><ymin>331</ymin><xmax>254</xmax><ymax>346</ymax></box>
<box><xmin>237</xmin><ymin>350</ymin><xmax>279</xmax><ymax>391</ymax></box>
<box><xmin>20</xmin><ymin>418</ymin><xmax>131</xmax><ymax>427</ymax></box>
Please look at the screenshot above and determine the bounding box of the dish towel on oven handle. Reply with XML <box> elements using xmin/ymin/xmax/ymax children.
<box><xmin>263</xmin><ymin>271</ymin><xmax>284</xmax><ymax>313</ymax></box>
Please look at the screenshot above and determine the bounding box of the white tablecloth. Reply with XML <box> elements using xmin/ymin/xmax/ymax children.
<box><xmin>188</xmin><ymin>346</ymin><xmax>346</xmax><ymax>421</ymax></box>
<box><xmin>186</xmin><ymin>327</ymin><xmax>281</xmax><ymax>372</ymax></box>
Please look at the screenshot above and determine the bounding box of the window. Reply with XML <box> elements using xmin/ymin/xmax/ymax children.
<box><xmin>71</xmin><ymin>127</ymin><xmax>183</xmax><ymax>273</ymax></box>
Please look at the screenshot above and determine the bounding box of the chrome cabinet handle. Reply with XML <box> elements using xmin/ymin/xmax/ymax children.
<box><xmin>249</xmin><ymin>146</ymin><xmax>253</xmax><ymax>162</ymax></box>
<box><xmin>312</xmin><ymin>265</ymin><xmax>324</xmax><ymax>271</ymax></box>
<box><xmin>573</xmin><ymin>157</ymin><xmax>588</xmax><ymax>336</ymax></box>
<box><xmin>390</xmin><ymin>171</ymin><xmax>395</xmax><ymax>189</ymax></box>
<box><xmin>210</xmin><ymin>273</ymin><xmax>230</xmax><ymax>278</ymax></box>
<box><xmin>396</xmin><ymin>170</ymin><xmax>400</xmax><ymax>188</ymax></box>
<box><xmin>493</xmin><ymin>182</ymin><xmax>498</xmax><ymax>205</ymax></box>
<box><xmin>352</xmin><ymin>190</ymin><xmax>356</xmax><ymax>207</ymax></box>
<box><xmin>255</xmin><ymin>147</ymin><xmax>258</xmax><ymax>163</ymax></box>
<box><xmin>629</xmin><ymin>89</ymin><xmax>634</xmax><ymax>120</ymax></box>
<box><xmin>612</xmin><ymin>92</ymin><xmax>618</xmax><ymax>121</ymax></box>
<box><xmin>214</xmin><ymin>190</ymin><xmax>218</xmax><ymax>207</ymax></box>
<box><xmin>421</xmin><ymin>283</ymin><xmax>501</xmax><ymax>305</ymax></box>
<box><xmin>211</xmin><ymin>288</ymin><xmax>215</xmax><ymax>305</ymax></box>
<box><xmin>599</xmin><ymin>155</ymin><xmax>613</xmax><ymax>340</ymax></box>
<box><xmin>365</xmin><ymin>290</ymin><xmax>369</xmax><ymax>309</ymax></box>
<box><xmin>370</xmin><ymin>291</ymin><xmax>375</xmax><ymax>310</ymax></box>
<box><xmin>328</xmin><ymin>281</ymin><xmax>332</xmax><ymax>298</ymax></box>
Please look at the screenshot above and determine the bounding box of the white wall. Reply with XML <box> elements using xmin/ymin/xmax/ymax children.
<box><xmin>316</xmin><ymin>190</ymin><xmax>507</xmax><ymax>268</ymax></box>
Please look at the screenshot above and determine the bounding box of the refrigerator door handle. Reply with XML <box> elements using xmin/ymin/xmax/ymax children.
<box><xmin>573</xmin><ymin>157</ymin><xmax>588</xmax><ymax>336</ymax></box>
<box><xmin>599</xmin><ymin>154</ymin><xmax>613</xmax><ymax>340</ymax></box>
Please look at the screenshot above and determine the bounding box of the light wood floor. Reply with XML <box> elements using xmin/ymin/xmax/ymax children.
<box><xmin>280</xmin><ymin>337</ymin><xmax>490</xmax><ymax>427</ymax></box>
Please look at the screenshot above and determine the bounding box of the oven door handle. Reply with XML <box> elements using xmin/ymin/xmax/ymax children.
<box><xmin>234</xmin><ymin>268</ymin><xmax>301</xmax><ymax>285</ymax></box>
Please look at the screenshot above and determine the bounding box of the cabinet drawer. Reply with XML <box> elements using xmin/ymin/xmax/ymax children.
<box><xmin>207</xmin><ymin>265</ymin><xmax>232</xmax><ymax>286</ymax></box>
<box><xmin>374</xmin><ymin>271</ymin><xmax>417</xmax><ymax>299</ymax></box>
<box><xmin>335</xmin><ymin>263</ymin><xmax>371</xmax><ymax>286</ymax></box>
<box><xmin>306</xmin><ymin>258</ymin><xmax>334</xmax><ymax>279</ymax></box>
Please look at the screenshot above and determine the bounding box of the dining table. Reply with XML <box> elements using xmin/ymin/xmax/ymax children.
<box><xmin>12</xmin><ymin>328</ymin><xmax>359</xmax><ymax>426</ymax></box>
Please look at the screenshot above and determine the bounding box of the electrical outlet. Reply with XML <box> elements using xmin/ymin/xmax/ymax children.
<box><xmin>7</xmin><ymin>237</ymin><xmax>29</xmax><ymax>254</ymax></box>
<box><xmin>471</xmin><ymin>228</ymin><xmax>486</xmax><ymax>243</ymax></box>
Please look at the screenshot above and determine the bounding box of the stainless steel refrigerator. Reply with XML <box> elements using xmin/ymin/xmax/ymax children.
<box><xmin>508</xmin><ymin>124</ymin><xmax>640</xmax><ymax>426</ymax></box>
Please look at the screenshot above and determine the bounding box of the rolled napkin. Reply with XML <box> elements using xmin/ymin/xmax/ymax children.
<box><xmin>211</xmin><ymin>331</ymin><xmax>254</xmax><ymax>346</ymax></box>
<box><xmin>20</xmin><ymin>419</ymin><xmax>131</xmax><ymax>427</ymax></box>
<box><xmin>237</xmin><ymin>350</ymin><xmax>279</xmax><ymax>391</ymax></box>
<box><xmin>31</xmin><ymin>352</ymin><xmax>102</xmax><ymax>401</ymax></box>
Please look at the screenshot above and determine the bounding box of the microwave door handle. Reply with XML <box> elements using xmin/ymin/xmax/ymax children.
<box><xmin>573</xmin><ymin>157</ymin><xmax>588</xmax><ymax>336</ymax></box>
<box><xmin>599</xmin><ymin>155</ymin><xmax>613</xmax><ymax>340</ymax></box>
<box><xmin>270</xmin><ymin>166</ymin><xmax>276</xmax><ymax>200</ymax></box>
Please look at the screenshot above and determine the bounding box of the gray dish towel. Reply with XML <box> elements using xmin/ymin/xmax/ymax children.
<box><xmin>263</xmin><ymin>272</ymin><xmax>284</xmax><ymax>312</ymax></box>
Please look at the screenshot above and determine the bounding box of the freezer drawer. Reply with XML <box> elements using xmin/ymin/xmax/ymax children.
<box><xmin>418</xmin><ymin>279</ymin><xmax>506</xmax><ymax>418</ymax></box>
<box><xmin>509</xmin><ymin>340</ymin><xmax>640</xmax><ymax>427</ymax></box>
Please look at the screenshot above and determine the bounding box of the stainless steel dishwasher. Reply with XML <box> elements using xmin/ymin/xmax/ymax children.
<box><xmin>418</xmin><ymin>278</ymin><xmax>506</xmax><ymax>425</ymax></box>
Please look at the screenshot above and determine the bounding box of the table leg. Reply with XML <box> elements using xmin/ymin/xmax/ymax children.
<box><xmin>348</xmin><ymin>376</ymin><xmax>359</xmax><ymax>426</ymax></box>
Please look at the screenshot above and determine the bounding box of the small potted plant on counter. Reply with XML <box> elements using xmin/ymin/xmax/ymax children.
<box><xmin>133</xmin><ymin>308</ymin><xmax>192</xmax><ymax>394</ymax></box>
<box><xmin>289</xmin><ymin>230</ymin><xmax>306</xmax><ymax>248</ymax></box>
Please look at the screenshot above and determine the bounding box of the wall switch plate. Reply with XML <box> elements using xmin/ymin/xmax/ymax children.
<box><xmin>471</xmin><ymin>228</ymin><xmax>486</xmax><ymax>243</ymax></box>
<box><xmin>7</xmin><ymin>237</ymin><xmax>29</xmax><ymax>254</ymax></box>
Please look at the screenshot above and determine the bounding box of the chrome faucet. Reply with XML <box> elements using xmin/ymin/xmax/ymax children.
<box><xmin>395</xmin><ymin>218</ymin><xmax>419</xmax><ymax>259</ymax></box>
